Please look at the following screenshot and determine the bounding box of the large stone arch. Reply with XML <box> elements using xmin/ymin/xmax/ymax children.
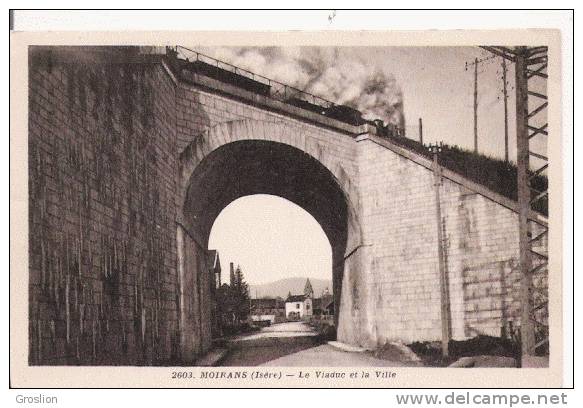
<box><xmin>175</xmin><ymin>119</ymin><xmax>368</xmax><ymax>354</ymax></box>
<box><xmin>177</xmin><ymin>119</ymin><xmax>362</xmax><ymax>244</ymax></box>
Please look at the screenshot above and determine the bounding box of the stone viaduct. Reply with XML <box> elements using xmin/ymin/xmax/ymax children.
<box><xmin>27</xmin><ymin>47</ymin><xmax>548</xmax><ymax>365</ymax></box>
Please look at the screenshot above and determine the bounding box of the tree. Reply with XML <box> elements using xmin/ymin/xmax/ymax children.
<box><xmin>232</xmin><ymin>265</ymin><xmax>250</xmax><ymax>323</ymax></box>
<box><xmin>214</xmin><ymin>264</ymin><xmax>251</xmax><ymax>333</ymax></box>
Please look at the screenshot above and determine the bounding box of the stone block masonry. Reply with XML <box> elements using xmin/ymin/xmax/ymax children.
<box><xmin>356</xmin><ymin>135</ymin><xmax>547</xmax><ymax>346</ymax></box>
<box><xmin>28</xmin><ymin>48</ymin><xmax>186</xmax><ymax>365</ymax></box>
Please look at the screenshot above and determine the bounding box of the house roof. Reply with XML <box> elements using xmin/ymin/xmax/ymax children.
<box><xmin>286</xmin><ymin>294</ymin><xmax>306</xmax><ymax>303</ymax></box>
<box><xmin>312</xmin><ymin>297</ymin><xmax>333</xmax><ymax>310</ymax></box>
<box><xmin>251</xmin><ymin>298</ymin><xmax>284</xmax><ymax>309</ymax></box>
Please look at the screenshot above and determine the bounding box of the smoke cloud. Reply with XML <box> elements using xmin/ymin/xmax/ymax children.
<box><xmin>203</xmin><ymin>47</ymin><xmax>405</xmax><ymax>127</ymax></box>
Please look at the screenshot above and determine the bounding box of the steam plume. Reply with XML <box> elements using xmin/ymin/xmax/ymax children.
<box><xmin>204</xmin><ymin>47</ymin><xmax>405</xmax><ymax>127</ymax></box>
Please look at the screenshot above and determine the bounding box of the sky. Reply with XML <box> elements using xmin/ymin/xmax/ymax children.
<box><xmin>208</xmin><ymin>195</ymin><xmax>332</xmax><ymax>285</ymax></box>
<box><xmin>202</xmin><ymin>46</ymin><xmax>547</xmax><ymax>286</ymax></box>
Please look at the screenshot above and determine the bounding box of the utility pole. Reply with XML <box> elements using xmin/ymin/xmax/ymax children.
<box><xmin>514</xmin><ymin>47</ymin><xmax>535</xmax><ymax>356</ymax></box>
<box><xmin>419</xmin><ymin>117</ymin><xmax>423</xmax><ymax>145</ymax></box>
<box><xmin>480</xmin><ymin>45</ymin><xmax>549</xmax><ymax>362</ymax></box>
<box><xmin>473</xmin><ymin>58</ymin><xmax>478</xmax><ymax>153</ymax></box>
<box><xmin>464</xmin><ymin>57</ymin><xmax>480</xmax><ymax>153</ymax></box>
<box><xmin>502</xmin><ymin>57</ymin><xmax>509</xmax><ymax>162</ymax></box>
<box><xmin>465</xmin><ymin>54</ymin><xmax>497</xmax><ymax>154</ymax></box>
<box><xmin>429</xmin><ymin>143</ymin><xmax>451</xmax><ymax>357</ymax></box>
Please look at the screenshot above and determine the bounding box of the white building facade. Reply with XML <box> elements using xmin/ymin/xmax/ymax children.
<box><xmin>285</xmin><ymin>295</ymin><xmax>314</xmax><ymax>319</ymax></box>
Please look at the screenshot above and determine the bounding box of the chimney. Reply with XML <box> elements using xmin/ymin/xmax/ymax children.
<box><xmin>230</xmin><ymin>262</ymin><xmax>235</xmax><ymax>286</ymax></box>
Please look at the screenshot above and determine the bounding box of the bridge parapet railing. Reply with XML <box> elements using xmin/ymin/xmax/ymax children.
<box><xmin>169</xmin><ymin>45</ymin><xmax>335</xmax><ymax>112</ymax></box>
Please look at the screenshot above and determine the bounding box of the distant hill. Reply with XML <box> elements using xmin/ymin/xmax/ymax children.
<box><xmin>249</xmin><ymin>277</ymin><xmax>332</xmax><ymax>299</ymax></box>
